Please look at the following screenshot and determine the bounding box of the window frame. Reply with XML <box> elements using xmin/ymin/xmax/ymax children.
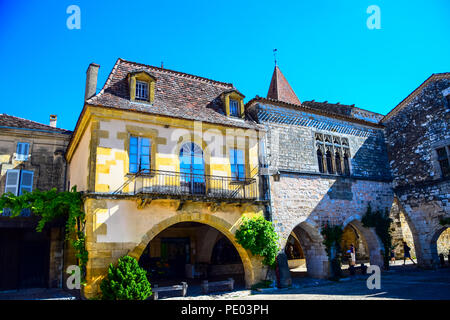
<box><xmin>135</xmin><ymin>80</ymin><xmax>149</xmax><ymax>101</ymax></box>
<box><xmin>436</xmin><ymin>146</ymin><xmax>450</xmax><ymax>178</ymax></box>
<box><xmin>15</xmin><ymin>142</ymin><xmax>30</xmax><ymax>161</ymax></box>
<box><xmin>129</xmin><ymin>135</ymin><xmax>152</xmax><ymax>174</ymax></box>
<box><xmin>229</xmin><ymin>99</ymin><xmax>240</xmax><ymax>118</ymax></box>
<box><xmin>229</xmin><ymin>148</ymin><xmax>245</xmax><ymax>181</ymax></box>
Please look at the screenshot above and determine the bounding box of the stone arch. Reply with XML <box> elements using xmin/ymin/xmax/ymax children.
<box><xmin>430</xmin><ymin>226</ymin><xmax>450</xmax><ymax>266</ymax></box>
<box><xmin>127</xmin><ymin>212</ymin><xmax>256</xmax><ymax>287</ymax></box>
<box><xmin>342</xmin><ymin>217</ymin><xmax>383</xmax><ymax>267</ymax></box>
<box><xmin>393</xmin><ymin>198</ymin><xmax>424</xmax><ymax>265</ymax></box>
<box><xmin>288</xmin><ymin>220</ymin><xmax>329</xmax><ymax>278</ymax></box>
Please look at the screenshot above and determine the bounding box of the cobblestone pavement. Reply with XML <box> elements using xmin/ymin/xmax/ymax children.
<box><xmin>165</xmin><ymin>265</ymin><xmax>450</xmax><ymax>300</ymax></box>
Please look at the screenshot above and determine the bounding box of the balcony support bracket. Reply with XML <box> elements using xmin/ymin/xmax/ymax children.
<box><xmin>137</xmin><ymin>197</ymin><xmax>152</xmax><ymax>210</ymax></box>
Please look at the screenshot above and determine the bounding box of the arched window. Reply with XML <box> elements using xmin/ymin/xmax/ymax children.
<box><xmin>344</xmin><ymin>152</ymin><xmax>350</xmax><ymax>176</ymax></box>
<box><xmin>326</xmin><ymin>150</ymin><xmax>334</xmax><ymax>174</ymax></box>
<box><xmin>335</xmin><ymin>152</ymin><xmax>342</xmax><ymax>175</ymax></box>
<box><xmin>317</xmin><ymin>149</ymin><xmax>325</xmax><ymax>173</ymax></box>
<box><xmin>179</xmin><ymin>142</ymin><xmax>205</xmax><ymax>194</ymax></box>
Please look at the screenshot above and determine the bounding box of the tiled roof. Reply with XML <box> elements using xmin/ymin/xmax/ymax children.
<box><xmin>0</xmin><ymin>114</ymin><xmax>72</xmax><ymax>135</ymax></box>
<box><xmin>267</xmin><ymin>66</ymin><xmax>301</xmax><ymax>105</ymax></box>
<box><xmin>246</xmin><ymin>97</ymin><xmax>385</xmax><ymax>128</ymax></box>
<box><xmin>86</xmin><ymin>58</ymin><xmax>261</xmax><ymax>130</ymax></box>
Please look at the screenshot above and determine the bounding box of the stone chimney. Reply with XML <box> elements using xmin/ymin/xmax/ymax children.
<box><xmin>49</xmin><ymin>114</ymin><xmax>57</xmax><ymax>128</ymax></box>
<box><xmin>85</xmin><ymin>63</ymin><xmax>100</xmax><ymax>101</ymax></box>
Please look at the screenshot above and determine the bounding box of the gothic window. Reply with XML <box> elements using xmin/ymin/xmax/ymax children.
<box><xmin>315</xmin><ymin>133</ymin><xmax>350</xmax><ymax>175</ymax></box>
<box><xmin>326</xmin><ymin>150</ymin><xmax>334</xmax><ymax>174</ymax></box>
<box><xmin>317</xmin><ymin>148</ymin><xmax>325</xmax><ymax>173</ymax></box>
<box><xmin>335</xmin><ymin>151</ymin><xmax>342</xmax><ymax>175</ymax></box>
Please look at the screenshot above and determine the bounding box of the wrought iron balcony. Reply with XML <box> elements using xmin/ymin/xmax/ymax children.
<box><xmin>114</xmin><ymin>169</ymin><xmax>258</xmax><ymax>200</ymax></box>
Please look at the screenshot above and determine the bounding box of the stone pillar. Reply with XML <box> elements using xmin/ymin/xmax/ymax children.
<box><xmin>48</xmin><ymin>227</ymin><xmax>64</xmax><ymax>288</ymax></box>
<box><xmin>277</xmin><ymin>252</ymin><xmax>292</xmax><ymax>287</ymax></box>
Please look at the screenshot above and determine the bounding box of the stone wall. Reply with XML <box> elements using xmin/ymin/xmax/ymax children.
<box><xmin>383</xmin><ymin>76</ymin><xmax>450</xmax><ymax>267</ymax></box>
<box><xmin>0</xmin><ymin>127</ymin><xmax>71</xmax><ymax>289</ymax></box>
<box><xmin>249</xmin><ymin>101</ymin><xmax>394</xmax><ymax>280</ymax></box>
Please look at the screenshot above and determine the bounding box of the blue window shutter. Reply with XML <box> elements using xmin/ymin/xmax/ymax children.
<box><xmin>19</xmin><ymin>170</ymin><xmax>34</xmax><ymax>195</ymax></box>
<box><xmin>5</xmin><ymin>169</ymin><xmax>20</xmax><ymax>195</ymax></box>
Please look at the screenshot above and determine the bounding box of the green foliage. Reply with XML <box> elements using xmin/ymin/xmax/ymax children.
<box><xmin>100</xmin><ymin>255</ymin><xmax>152</xmax><ymax>300</ymax></box>
<box><xmin>362</xmin><ymin>203</ymin><xmax>393</xmax><ymax>269</ymax></box>
<box><xmin>320</xmin><ymin>222</ymin><xmax>344</xmax><ymax>279</ymax></box>
<box><xmin>320</xmin><ymin>222</ymin><xmax>344</xmax><ymax>258</ymax></box>
<box><xmin>235</xmin><ymin>216</ymin><xmax>279</xmax><ymax>267</ymax></box>
<box><xmin>0</xmin><ymin>187</ymin><xmax>88</xmax><ymax>281</ymax></box>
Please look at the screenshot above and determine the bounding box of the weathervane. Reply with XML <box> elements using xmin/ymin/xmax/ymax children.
<box><xmin>273</xmin><ymin>48</ymin><xmax>278</xmax><ymax>66</ymax></box>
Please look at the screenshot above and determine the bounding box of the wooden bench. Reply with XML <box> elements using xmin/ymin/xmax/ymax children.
<box><xmin>152</xmin><ymin>282</ymin><xmax>188</xmax><ymax>300</ymax></box>
<box><xmin>201</xmin><ymin>278</ymin><xmax>234</xmax><ymax>294</ymax></box>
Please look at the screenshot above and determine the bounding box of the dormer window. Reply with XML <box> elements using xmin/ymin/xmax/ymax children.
<box><xmin>221</xmin><ymin>90</ymin><xmax>245</xmax><ymax>118</ymax></box>
<box><xmin>229</xmin><ymin>99</ymin><xmax>240</xmax><ymax>117</ymax></box>
<box><xmin>128</xmin><ymin>70</ymin><xmax>156</xmax><ymax>104</ymax></box>
<box><xmin>135</xmin><ymin>81</ymin><xmax>149</xmax><ymax>101</ymax></box>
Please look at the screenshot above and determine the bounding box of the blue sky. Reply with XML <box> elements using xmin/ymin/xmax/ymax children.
<box><xmin>1</xmin><ymin>0</ymin><xmax>449</xmax><ymax>130</ymax></box>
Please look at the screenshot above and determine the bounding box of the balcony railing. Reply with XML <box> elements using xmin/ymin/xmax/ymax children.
<box><xmin>114</xmin><ymin>169</ymin><xmax>258</xmax><ymax>200</ymax></box>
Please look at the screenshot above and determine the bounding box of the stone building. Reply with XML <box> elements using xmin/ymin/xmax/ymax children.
<box><xmin>246</xmin><ymin>66</ymin><xmax>393</xmax><ymax>283</ymax></box>
<box><xmin>0</xmin><ymin>114</ymin><xmax>72</xmax><ymax>291</ymax></box>
<box><xmin>382</xmin><ymin>73</ymin><xmax>450</xmax><ymax>267</ymax></box>
<box><xmin>66</xmin><ymin>59</ymin><xmax>267</xmax><ymax>298</ymax></box>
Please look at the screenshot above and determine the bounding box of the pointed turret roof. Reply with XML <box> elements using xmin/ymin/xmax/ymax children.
<box><xmin>266</xmin><ymin>65</ymin><xmax>301</xmax><ymax>105</ymax></box>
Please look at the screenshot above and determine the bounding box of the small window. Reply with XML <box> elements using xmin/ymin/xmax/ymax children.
<box><xmin>16</xmin><ymin>142</ymin><xmax>29</xmax><ymax>161</ymax></box>
<box><xmin>229</xmin><ymin>99</ymin><xmax>240</xmax><ymax>117</ymax></box>
<box><xmin>437</xmin><ymin>147</ymin><xmax>450</xmax><ymax>178</ymax></box>
<box><xmin>135</xmin><ymin>81</ymin><xmax>149</xmax><ymax>101</ymax></box>
<box><xmin>230</xmin><ymin>149</ymin><xmax>245</xmax><ymax>180</ymax></box>
<box><xmin>129</xmin><ymin>136</ymin><xmax>151</xmax><ymax>173</ymax></box>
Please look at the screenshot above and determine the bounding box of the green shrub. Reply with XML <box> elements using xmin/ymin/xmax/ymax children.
<box><xmin>100</xmin><ymin>255</ymin><xmax>152</xmax><ymax>300</ymax></box>
<box><xmin>235</xmin><ymin>216</ymin><xmax>279</xmax><ymax>267</ymax></box>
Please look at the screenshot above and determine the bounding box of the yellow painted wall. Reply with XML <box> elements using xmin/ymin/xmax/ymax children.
<box><xmin>83</xmin><ymin>197</ymin><xmax>266</xmax><ymax>298</ymax></box>
<box><xmin>67</xmin><ymin>106</ymin><xmax>261</xmax><ymax>194</ymax></box>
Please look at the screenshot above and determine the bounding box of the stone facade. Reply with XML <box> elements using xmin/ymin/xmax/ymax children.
<box><xmin>0</xmin><ymin>115</ymin><xmax>72</xmax><ymax>290</ymax></box>
<box><xmin>382</xmin><ymin>74</ymin><xmax>450</xmax><ymax>267</ymax></box>
<box><xmin>247</xmin><ymin>98</ymin><xmax>393</xmax><ymax>282</ymax></box>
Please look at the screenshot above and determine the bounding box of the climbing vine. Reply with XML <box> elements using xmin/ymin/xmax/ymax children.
<box><xmin>0</xmin><ymin>187</ymin><xmax>88</xmax><ymax>282</ymax></box>
<box><xmin>235</xmin><ymin>216</ymin><xmax>279</xmax><ymax>267</ymax></box>
<box><xmin>320</xmin><ymin>222</ymin><xmax>344</xmax><ymax>279</ymax></box>
<box><xmin>362</xmin><ymin>203</ymin><xmax>392</xmax><ymax>270</ymax></box>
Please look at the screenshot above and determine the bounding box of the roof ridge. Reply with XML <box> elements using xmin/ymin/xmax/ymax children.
<box><xmin>0</xmin><ymin>113</ymin><xmax>72</xmax><ymax>132</ymax></box>
<box><xmin>247</xmin><ymin>97</ymin><xmax>384</xmax><ymax>128</ymax></box>
<box><xmin>118</xmin><ymin>58</ymin><xmax>234</xmax><ymax>88</ymax></box>
<box><xmin>382</xmin><ymin>72</ymin><xmax>450</xmax><ymax>122</ymax></box>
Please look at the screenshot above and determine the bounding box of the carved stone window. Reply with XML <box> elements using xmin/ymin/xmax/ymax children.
<box><xmin>315</xmin><ymin>133</ymin><xmax>351</xmax><ymax>176</ymax></box>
